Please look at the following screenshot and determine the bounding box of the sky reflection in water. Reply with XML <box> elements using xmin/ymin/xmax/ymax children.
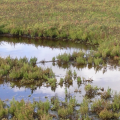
<box><xmin>0</xmin><ymin>39</ymin><xmax>120</xmax><ymax>103</ymax></box>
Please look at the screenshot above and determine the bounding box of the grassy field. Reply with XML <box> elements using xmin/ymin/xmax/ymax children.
<box><xmin>0</xmin><ymin>0</ymin><xmax>120</xmax><ymax>57</ymax></box>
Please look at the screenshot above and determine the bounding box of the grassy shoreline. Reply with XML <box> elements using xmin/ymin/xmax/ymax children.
<box><xmin>1</xmin><ymin>0</ymin><xmax>120</xmax><ymax>59</ymax></box>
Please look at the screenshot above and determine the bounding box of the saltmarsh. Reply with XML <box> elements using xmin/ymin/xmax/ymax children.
<box><xmin>1</xmin><ymin>0</ymin><xmax>120</xmax><ymax>119</ymax></box>
<box><xmin>1</xmin><ymin>84</ymin><xmax>120</xmax><ymax>119</ymax></box>
<box><xmin>55</xmin><ymin>50</ymin><xmax>120</xmax><ymax>66</ymax></box>
<box><xmin>1</xmin><ymin>56</ymin><xmax>120</xmax><ymax>119</ymax></box>
<box><xmin>0</xmin><ymin>56</ymin><xmax>56</xmax><ymax>89</ymax></box>
<box><xmin>0</xmin><ymin>0</ymin><xmax>120</xmax><ymax>58</ymax></box>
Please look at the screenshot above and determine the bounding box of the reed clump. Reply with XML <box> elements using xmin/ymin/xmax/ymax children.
<box><xmin>79</xmin><ymin>98</ymin><xmax>89</xmax><ymax>118</ymax></box>
<box><xmin>87</xmin><ymin>56</ymin><xmax>93</xmax><ymax>64</ymax></box>
<box><xmin>8</xmin><ymin>97</ymin><xmax>52</xmax><ymax>120</ymax></box>
<box><xmin>55</xmin><ymin>50</ymin><xmax>115</xmax><ymax>67</ymax></box>
<box><xmin>77</xmin><ymin>76</ymin><xmax>82</xmax><ymax>84</ymax></box>
<box><xmin>0</xmin><ymin>56</ymin><xmax>56</xmax><ymax>89</ymax></box>
<box><xmin>101</xmin><ymin>87</ymin><xmax>111</xmax><ymax>99</ymax></box>
<box><xmin>47</xmin><ymin>78</ymin><xmax>57</xmax><ymax>88</ymax></box>
<box><xmin>51</xmin><ymin>96</ymin><xmax>60</xmax><ymax>111</ymax></box>
<box><xmin>64</xmin><ymin>70</ymin><xmax>73</xmax><ymax>85</ymax></box>
<box><xmin>111</xmin><ymin>92</ymin><xmax>120</xmax><ymax>112</ymax></box>
<box><xmin>52</xmin><ymin>57</ymin><xmax>55</xmax><ymax>62</ymax></box>
<box><xmin>53</xmin><ymin>97</ymin><xmax>77</xmax><ymax>119</ymax></box>
<box><xmin>76</xmin><ymin>56</ymin><xmax>86</xmax><ymax>65</ymax></box>
<box><xmin>85</xmin><ymin>84</ymin><xmax>99</xmax><ymax>98</ymax></box>
<box><xmin>56</xmin><ymin>53</ymin><xmax>70</xmax><ymax>63</ymax></box>
<box><xmin>99</xmin><ymin>108</ymin><xmax>113</xmax><ymax>119</ymax></box>
<box><xmin>94</xmin><ymin>57</ymin><xmax>103</xmax><ymax>66</ymax></box>
<box><xmin>73</xmin><ymin>70</ymin><xmax>77</xmax><ymax>78</ymax></box>
<box><xmin>90</xmin><ymin>90</ymin><xmax>120</xmax><ymax>119</ymax></box>
<box><xmin>0</xmin><ymin>100</ymin><xmax>8</xmax><ymax>119</ymax></box>
<box><xmin>59</xmin><ymin>78</ymin><xmax>64</xmax><ymax>86</ymax></box>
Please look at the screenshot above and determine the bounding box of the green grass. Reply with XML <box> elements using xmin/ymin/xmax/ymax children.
<box><xmin>0</xmin><ymin>0</ymin><xmax>120</xmax><ymax>43</ymax></box>
<box><xmin>0</xmin><ymin>56</ymin><xmax>56</xmax><ymax>89</ymax></box>
<box><xmin>1</xmin><ymin>1</ymin><xmax>120</xmax><ymax>119</ymax></box>
<box><xmin>1</xmin><ymin>0</ymin><xmax>120</xmax><ymax>58</ymax></box>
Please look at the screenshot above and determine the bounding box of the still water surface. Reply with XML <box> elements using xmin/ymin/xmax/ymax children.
<box><xmin>0</xmin><ymin>37</ymin><xmax>120</xmax><ymax>103</ymax></box>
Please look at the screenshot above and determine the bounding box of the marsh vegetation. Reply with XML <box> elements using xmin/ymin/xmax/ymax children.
<box><xmin>0</xmin><ymin>0</ymin><xmax>120</xmax><ymax>60</ymax></box>
<box><xmin>1</xmin><ymin>81</ymin><xmax>120</xmax><ymax>120</ymax></box>
<box><xmin>0</xmin><ymin>56</ymin><xmax>57</xmax><ymax>89</ymax></box>
<box><xmin>1</xmin><ymin>37</ymin><xmax>120</xmax><ymax>120</ymax></box>
<box><xmin>1</xmin><ymin>0</ymin><xmax>120</xmax><ymax>119</ymax></box>
<box><xmin>0</xmin><ymin>56</ymin><xmax>120</xmax><ymax>119</ymax></box>
<box><xmin>54</xmin><ymin>50</ymin><xmax>120</xmax><ymax>67</ymax></box>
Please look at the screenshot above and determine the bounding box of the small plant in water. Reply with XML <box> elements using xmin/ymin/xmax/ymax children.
<box><xmin>85</xmin><ymin>84</ymin><xmax>99</xmax><ymax>98</ymax></box>
<box><xmin>59</xmin><ymin>78</ymin><xmax>64</xmax><ymax>86</ymax></box>
<box><xmin>101</xmin><ymin>87</ymin><xmax>111</xmax><ymax>99</ymax></box>
<box><xmin>29</xmin><ymin>57</ymin><xmax>37</xmax><ymax>65</ymax></box>
<box><xmin>99</xmin><ymin>108</ymin><xmax>113</xmax><ymax>119</ymax></box>
<box><xmin>80</xmin><ymin>98</ymin><xmax>89</xmax><ymax>117</ymax></box>
<box><xmin>52</xmin><ymin>57</ymin><xmax>55</xmax><ymax>62</ymax></box>
<box><xmin>73</xmin><ymin>70</ymin><xmax>77</xmax><ymax>78</ymax></box>
<box><xmin>10</xmin><ymin>82</ymin><xmax>15</xmax><ymax>88</ymax></box>
<box><xmin>94</xmin><ymin>57</ymin><xmax>103</xmax><ymax>66</ymax></box>
<box><xmin>77</xmin><ymin>76</ymin><xmax>82</xmax><ymax>83</ymax></box>
<box><xmin>76</xmin><ymin>56</ymin><xmax>86</xmax><ymax>65</ymax></box>
<box><xmin>66</xmin><ymin>69</ymin><xmax>72</xmax><ymax>77</ymax></box>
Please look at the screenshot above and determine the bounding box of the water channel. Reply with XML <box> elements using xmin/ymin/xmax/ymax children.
<box><xmin>0</xmin><ymin>37</ymin><xmax>120</xmax><ymax>104</ymax></box>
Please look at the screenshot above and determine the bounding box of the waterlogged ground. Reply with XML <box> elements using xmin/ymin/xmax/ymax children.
<box><xmin>0</xmin><ymin>37</ymin><xmax>120</xmax><ymax>104</ymax></box>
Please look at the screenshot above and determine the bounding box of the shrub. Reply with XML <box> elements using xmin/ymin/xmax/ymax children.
<box><xmin>66</xmin><ymin>69</ymin><xmax>72</xmax><ymax>77</ymax></box>
<box><xmin>0</xmin><ymin>100</ymin><xmax>8</xmax><ymax>119</ymax></box>
<box><xmin>99</xmin><ymin>108</ymin><xmax>113</xmax><ymax>119</ymax></box>
<box><xmin>101</xmin><ymin>87</ymin><xmax>111</xmax><ymax>99</ymax></box>
<box><xmin>56</xmin><ymin>53</ymin><xmax>70</xmax><ymax>62</ymax></box>
<box><xmin>80</xmin><ymin>98</ymin><xmax>89</xmax><ymax>115</ymax></box>
<box><xmin>58</xmin><ymin>107</ymin><xmax>68</xmax><ymax>118</ymax></box>
<box><xmin>88</xmin><ymin>56</ymin><xmax>93</xmax><ymax>64</ymax></box>
<box><xmin>72</xmin><ymin>51</ymin><xmax>79</xmax><ymax>58</ymax></box>
<box><xmin>85</xmin><ymin>84</ymin><xmax>99</xmax><ymax>98</ymax></box>
<box><xmin>37</xmin><ymin>100</ymin><xmax>50</xmax><ymax>113</ymax></box>
<box><xmin>73</xmin><ymin>70</ymin><xmax>77</xmax><ymax>77</ymax></box>
<box><xmin>112</xmin><ymin>92</ymin><xmax>120</xmax><ymax>111</ymax></box>
<box><xmin>94</xmin><ymin>57</ymin><xmax>103</xmax><ymax>66</ymax></box>
<box><xmin>29</xmin><ymin>57</ymin><xmax>37</xmax><ymax>65</ymax></box>
<box><xmin>91</xmin><ymin>99</ymin><xmax>105</xmax><ymax>114</ymax></box>
<box><xmin>76</xmin><ymin>56</ymin><xmax>86</xmax><ymax>65</ymax></box>
<box><xmin>59</xmin><ymin>78</ymin><xmax>64</xmax><ymax>86</ymax></box>
<box><xmin>94</xmin><ymin>52</ymin><xmax>101</xmax><ymax>58</ymax></box>
<box><xmin>40</xmin><ymin>114</ymin><xmax>52</xmax><ymax>120</ymax></box>
<box><xmin>77</xmin><ymin>77</ymin><xmax>82</xmax><ymax>83</ymax></box>
<box><xmin>52</xmin><ymin>57</ymin><xmax>55</xmax><ymax>61</ymax></box>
